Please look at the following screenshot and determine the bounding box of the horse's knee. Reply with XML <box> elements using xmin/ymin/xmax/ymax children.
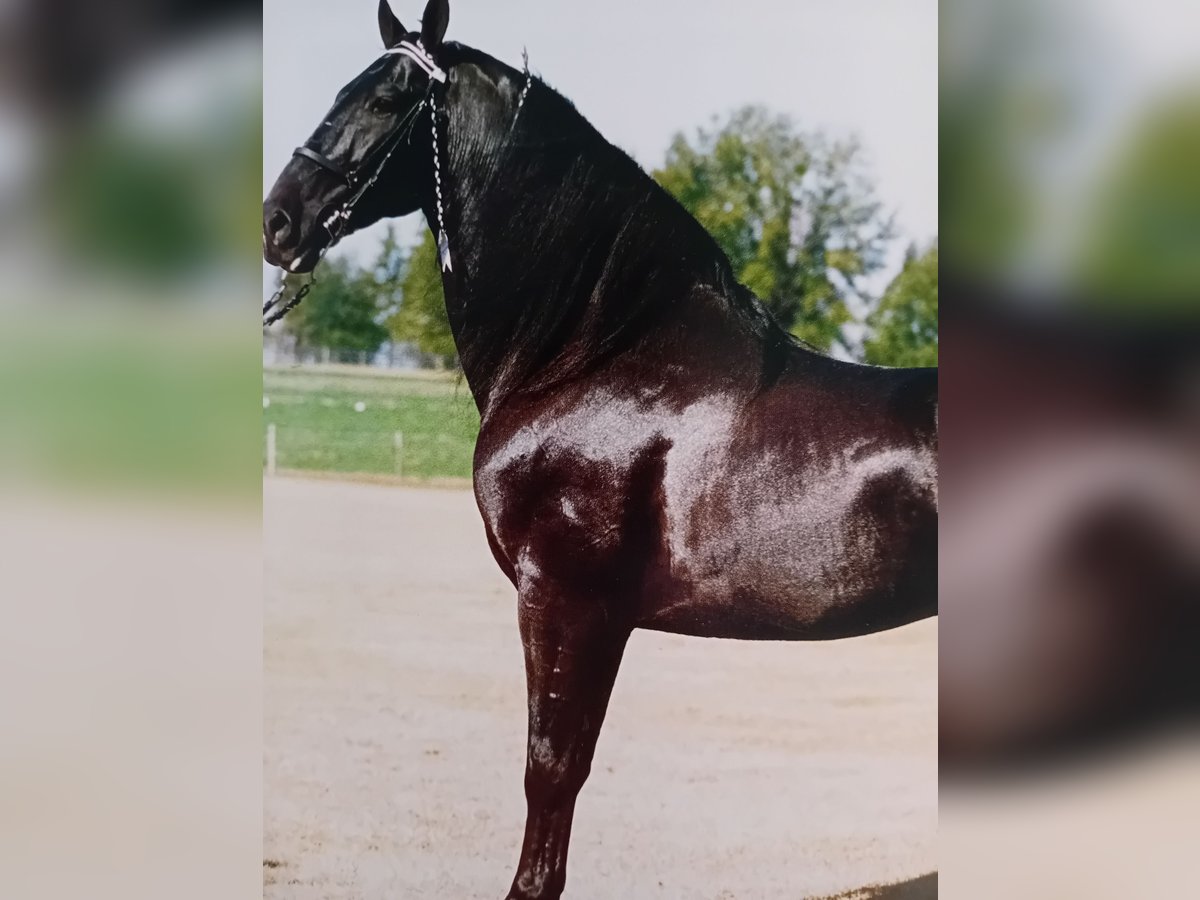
<box><xmin>524</xmin><ymin>739</ymin><xmax>590</xmax><ymax>804</ymax></box>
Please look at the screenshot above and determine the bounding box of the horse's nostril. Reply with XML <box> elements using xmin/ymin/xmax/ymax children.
<box><xmin>267</xmin><ymin>207</ymin><xmax>293</xmax><ymax>245</ymax></box>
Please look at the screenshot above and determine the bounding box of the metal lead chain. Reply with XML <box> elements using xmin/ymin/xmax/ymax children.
<box><xmin>262</xmin><ymin>243</ymin><xmax>331</xmax><ymax>327</ymax></box>
<box><xmin>263</xmin><ymin>280</ymin><xmax>311</xmax><ymax>327</ymax></box>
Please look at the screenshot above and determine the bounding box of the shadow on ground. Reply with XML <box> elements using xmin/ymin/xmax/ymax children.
<box><xmin>816</xmin><ymin>872</ymin><xmax>937</xmax><ymax>900</ymax></box>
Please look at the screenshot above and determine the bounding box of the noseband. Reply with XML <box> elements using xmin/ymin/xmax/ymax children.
<box><xmin>291</xmin><ymin>146</ymin><xmax>356</xmax><ymax>188</ymax></box>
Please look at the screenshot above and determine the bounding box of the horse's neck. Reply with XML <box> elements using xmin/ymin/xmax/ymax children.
<box><xmin>432</xmin><ymin>95</ymin><xmax>719</xmax><ymax>412</ymax></box>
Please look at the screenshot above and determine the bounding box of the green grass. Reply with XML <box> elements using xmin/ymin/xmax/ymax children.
<box><xmin>263</xmin><ymin>366</ymin><xmax>479</xmax><ymax>480</ymax></box>
<box><xmin>1</xmin><ymin>313</ymin><xmax>260</xmax><ymax>500</ymax></box>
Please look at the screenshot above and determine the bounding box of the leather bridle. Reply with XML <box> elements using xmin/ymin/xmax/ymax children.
<box><xmin>291</xmin><ymin>146</ymin><xmax>356</xmax><ymax>188</ymax></box>
<box><xmin>263</xmin><ymin>40</ymin><xmax>449</xmax><ymax>326</ymax></box>
<box><xmin>264</xmin><ymin>40</ymin><xmax>533</xmax><ymax>326</ymax></box>
<box><xmin>289</xmin><ymin>40</ymin><xmax>447</xmax><ymax>240</ymax></box>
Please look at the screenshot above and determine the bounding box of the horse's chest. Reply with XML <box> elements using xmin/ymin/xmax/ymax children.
<box><xmin>473</xmin><ymin>403</ymin><xmax>710</xmax><ymax>584</ymax></box>
<box><xmin>475</xmin><ymin>426</ymin><xmax>655</xmax><ymax>532</ymax></box>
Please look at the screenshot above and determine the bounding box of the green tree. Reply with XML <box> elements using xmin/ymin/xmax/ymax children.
<box><xmin>1075</xmin><ymin>90</ymin><xmax>1200</xmax><ymax>309</ymax></box>
<box><xmin>654</xmin><ymin>106</ymin><xmax>895</xmax><ymax>352</ymax></box>
<box><xmin>280</xmin><ymin>256</ymin><xmax>389</xmax><ymax>361</ymax></box>
<box><xmin>387</xmin><ymin>230</ymin><xmax>457</xmax><ymax>367</ymax></box>
<box><xmin>863</xmin><ymin>243</ymin><xmax>938</xmax><ymax>367</ymax></box>
<box><xmin>368</xmin><ymin>224</ymin><xmax>406</xmax><ymax>320</ymax></box>
<box><xmin>359</xmin><ymin>224</ymin><xmax>410</xmax><ymax>366</ymax></box>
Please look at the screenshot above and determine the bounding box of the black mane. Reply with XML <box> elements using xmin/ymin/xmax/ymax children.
<box><xmin>433</xmin><ymin>44</ymin><xmax>799</xmax><ymax>410</ymax></box>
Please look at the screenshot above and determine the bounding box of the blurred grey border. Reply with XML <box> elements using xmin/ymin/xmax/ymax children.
<box><xmin>1</xmin><ymin>3</ymin><xmax>262</xmax><ymax>900</ymax></box>
<box><xmin>941</xmin><ymin>0</ymin><xmax>1198</xmax><ymax>897</ymax></box>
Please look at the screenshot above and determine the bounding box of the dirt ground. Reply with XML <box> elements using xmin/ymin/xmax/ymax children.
<box><xmin>265</xmin><ymin>477</ymin><xmax>937</xmax><ymax>900</ymax></box>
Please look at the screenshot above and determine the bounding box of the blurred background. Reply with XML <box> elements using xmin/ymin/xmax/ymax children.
<box><xmin>0</xmin><ymin>2</ymin><xmax>261</xmax><ymax>899</ymax></box>
<box><xmin>941</xmin><ymin>0</ymin><xmax>1198</xmax><ymax>897</ymax></box>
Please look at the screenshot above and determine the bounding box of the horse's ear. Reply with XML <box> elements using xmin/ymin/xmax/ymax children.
<box><xmin>378</xmin><ymin>0</ymin><xmax>406</xmax><ymax>49</ymax></box>
<box><xmin>420</xmin><ymin>0</ymin><xmax>450</xmax><ymax>50</ymax></box>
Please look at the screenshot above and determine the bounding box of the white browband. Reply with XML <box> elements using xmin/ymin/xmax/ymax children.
<box><xmin>385</xmin><ymin>40</ymin><xmax>447</xmax><ymax>83</ymax></box>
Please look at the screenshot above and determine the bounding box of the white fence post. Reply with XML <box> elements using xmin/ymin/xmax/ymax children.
<box><xmin>393</xmin><ymin>431</ymin><xmax>404</xmax><ymax>478</ymax></box>
<box><xmin>266</xmin><ymin>423</ymin><xmax>277</xmax><ymax>476</ymax></box>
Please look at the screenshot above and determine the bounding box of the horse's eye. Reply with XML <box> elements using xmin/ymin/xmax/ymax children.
<box><xmin>369</xmin><ymin>96</ymin><xmax>401</xmax><ymax>114</ymax></box>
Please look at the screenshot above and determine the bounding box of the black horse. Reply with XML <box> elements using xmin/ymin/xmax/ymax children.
<box><xmin>264</xmin><ymin>2</ymin><xmax>937</xmax><ymax>897</ymax></box>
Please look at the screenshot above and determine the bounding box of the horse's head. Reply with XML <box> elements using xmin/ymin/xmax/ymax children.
<box><xmin>263</xmin><ymin>0</ymin><xmax>451</xmax><ymax>273</ymax></box>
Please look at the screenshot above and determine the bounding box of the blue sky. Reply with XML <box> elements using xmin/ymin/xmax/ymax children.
<box><xmin>264</xmin><ymin>0</ymin><xmax>938</xmax><ymax>289</ymax></box>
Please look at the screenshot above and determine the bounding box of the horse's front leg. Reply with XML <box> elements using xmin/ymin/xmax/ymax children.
<box><xmin>505</xmin><ymin>588</ymin><xmax>629</xmax><ymax>900</ymax></box>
